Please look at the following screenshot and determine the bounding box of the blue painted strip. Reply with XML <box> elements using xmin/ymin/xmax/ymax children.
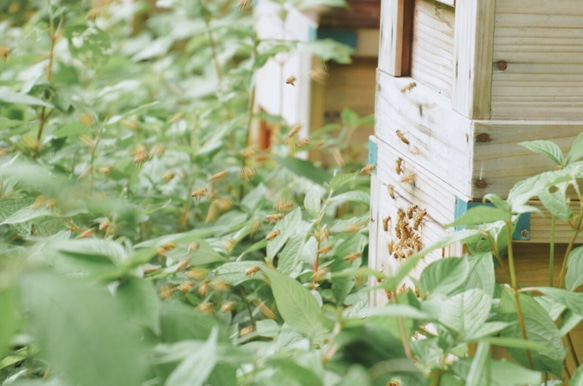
<box><xmin>454</xmin><ymin>198</ymin><xmax>530</xmax><ymax>240</ymax></box>
<box><xmin>316</xmin><ymin>28</ymin><xmax>357</xmax><ymax>48</ymax></box>
<box><xmin>367</xmin><ymin>138</ymin><xmax>377</xmax><ymax>175</ymax></box>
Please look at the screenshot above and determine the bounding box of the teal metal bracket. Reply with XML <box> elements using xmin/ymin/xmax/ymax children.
<box><xmin>454</xmin><ymin>198</ymin><xmax>531</xmax><ymax>240</ymax></box>
<box><xmin>367</xmin><ymin>138</ymin><xmax>378</xmax><ymax>175</ymax></box>
<box><xmin>316</xmin><ymin>28</ymin><xmax>358</xmax><ymax>48</ymax></box>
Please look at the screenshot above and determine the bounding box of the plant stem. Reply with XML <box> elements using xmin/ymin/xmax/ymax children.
<box><xmin>505</xmin><ymin>220</ymin><xmax>533</xmax><ymax>369</ymax></box>
<box><xmin>35</xmin><ymin>7</ymin><xmax>62</xmax><ymax>158</ymax></box>
<box><xmin>566</xmin><ymin>332</ymin><xmax>581</xmax><ymax>368</ymax></box>
<box><xmin>391</xmin><ymin>293</ymin><xmax>412</xmax><ymax>359</ymax></box>
<box><xmin>549</xmin><ymin>215</ymin><xmax>556</xmax><ymax>287</ymax></box>
<box><xmin>238</xmin><ymin>287</ymin><xmax>256</xmax><ymax>330</ymax></box>
<box><xmin>559</xmin><ymin>217</ymin><xmax>582</xmax><ymax>289</ymax></box>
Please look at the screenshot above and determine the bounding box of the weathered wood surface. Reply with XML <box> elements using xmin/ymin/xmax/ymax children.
<box><xmin>378</xmin><ymin>0</ymin><xmax>413</xmax><ymax>76</ymax></box>
<box><xmin>472</xmin><ymin>121</ymin><xmax>583</xmax><ymax>198</ymax></box>
<box><xmin>410</xmin><ymin>0</ymin><xmax>455</xmax><ymax>96</ymax></box>
<box><xmin>491</xmin><ymin>0</ymin><xmax>583</xmax><ymax>120</ymax></box>
<box><xmin>452</xmin><ymin>0</ymin><xmax>496</xmax><ymax>119</ymax></box>
<box><xmin>375</xmin><ymin>69</ymin><xmax>474</xmax><ymax>198</ymax></box>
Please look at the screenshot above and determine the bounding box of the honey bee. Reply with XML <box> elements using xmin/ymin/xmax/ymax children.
<box><xmin>162</xmin><ymin>171</ymin><xmax>175</xmax><ymax>181</ymax></box>
<box><xmin>395</xmin><ymin>157</ymin><xmax>404</xmax><ymax>174</ymax></box>
<box><xmin>274</xmin><ymin>199</ymin><xmax>294</xmax><ymax>212</ymax></box>
<box><xmin>192</xmin><ymin>188</ymin><xmax>208</xmax><ymax>200</ymax></box>
<box><xmin>159</xmin><ymin>284</ymin><xmax>175</xmax><ymax>299</ymax></box>
<box><xmin>388</xmin><ymin>184</ymin><xmax>396</xmax><ymax>199</ymax></box>
<box><xmin>312</xmin><ymin>267</ymin><xmax>329</xmax><ymax>282</ymax></box>
<box><xmin>196</xmin><ymin>302</ymin><xmax>213</xmax><ymax>315</ymax></box>
<box><xmin>188</xmin><ymin>241</ymin><xmax>200</xmax><ymax>253</ymax></box>
<box><xmin>396</xmin><ymin>130</ymin><xmax>410</xmax><ymax>145</ymax></box>
<box><xmin>240</xmin><ymin>166</ymin><xmax>257</xmax><ymax>181</ymax></box>
<box><xmin>407</xmin><ymin>205</ymin><xmax>418</xmax><ymax>219</ymax></box>
<box><xmin>387</xmin><ymin>240</ymin><xmax>394</xmax><ymax>255</ymax></box>
<box><xmin>208</xmin><ymin>170</ymin><xmax>229</xmax><ymax>182</ymax></box>
<box><xmin>255</xmin><ymin>300</ymin><xmax>276</xmax><ymax>319</ymax></box>
<box><xmin>99</xmin><ymin>166</ymin><xmax>113</xmax><ymax>175</ymax></box>
<box><xmin>360</xmin><ymin>164</ymin><xmax>376</xmax><ymax>175</ymax></box>
<box><xmin>77</xmin><ymin>228</ymin><xmax>96</xmax><ymax>239</ymax></box>
<box><xmin>266</xmin><ymin>229</ymin><xmax>281</xmax><ymax>241</ymax></box>
<box><xmin>285</xmin><ymin>75</ymin><xmax>296</xmax><ymax>86</ymax></box>
<box><xmin>266</xmin><ymin>213</ymin><xmax>285</xmax><ymax>223</ymax></box>
<box><xmin>177</xmin><ymin>281</ymin><xmax>195</xmax><ymax>292</ymax></box>
<box><xmin>343</xmin><ymin>252</ymin><xmax>362</xmax><ymax>262</ymax></box>
<box><xmin>401</xmin><ymin>82</ymin><xmax>417</xmax><ymax>93</ymax></box>
<box><xmin>98</xmin><ymin>219</ymin><xmax>110</xmax><ymax>232</ymax></box>
<box><xmin>317</xmin><ymin>245</ymin><xmax>333</xmax><ymax>255</ymax></box>
<box><xmin>382</xmin><ymin>216</ymin><xmax>391</xmax><ymax>232</ymax></box>
<box><xmin>240</xmin><ymin>325</ymin><xmax>255</xmax><ymax>336</ymax></box>
<box><xmin>0</xmin><ymin>47</ymin><xmax>12</xmax><ymax>60</ymax></box>
<box><xmin>198</xmin><ymin>279</ymin><xmax>209</xmax><ymax>296</ymax></box>
<box><xmin>175</xmin><ymin>259</ymin><xmax>190</xmax><ymax>272</ymax></box>
<box><xmin>239</xmin><ymin>0</ymin><xmax>252</xmax><ymax>11</ymax></box>
<box><xmin>133</xmin><ymin>144</ymin><xmax>150</xmax><ymax>165</ymax></box>
<box><xmin>287</xmin><ymin>124</ymin><xmax>301</xmax><ymax>139</ymax></box>
<box><xmin>413</xmin><ymin>209</ymin><xmax>427</xmax><ymax>230</ymax></box>
<box><xmin>245</xmin><ymin>266</ymin><xmax>260</xmax><ymax>276</ymax></box>
<box><xmin>296</xmin><ymin>137</ymin><xmax>311</xmax><ymax>148</ymax></box>
<box><xmin>401</xmin><ymin>173</ymin><xmax>416</xmax><ymax>184</ymax></box>
<box><xmin>220</xmin><ymin>301</ymin><xmax>236</xmax><ymax>312</ymax></box>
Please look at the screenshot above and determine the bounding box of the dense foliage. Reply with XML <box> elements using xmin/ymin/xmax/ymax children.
<box><xmin>1</xmin><ymin>1</ymin><xmax>583</xmax><ymax>385</ymax></box>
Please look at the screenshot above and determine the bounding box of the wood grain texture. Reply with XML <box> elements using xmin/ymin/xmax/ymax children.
<box><xmin>491</xmin><ymin>0</ymin><xmax>583</xmax><ymax>120</ymax></box>
<box><xmin>378</xmin><ymin>0</ymin><xmax>413</xmax><ymax>76</ymax></box>
<box><xmin>472</xmin><ymin>121</ymin><xmax>583</xmax><ymax>198</ymax></box>
<box><xmin>375</xmin><ymin>69</ymin><xmax>474</xmax><ymax>198</ymax></box>
<box><xmin>452</xmin><ymin>0</ymin><xmax>496</xmax><ymax>119</ymax></box>
<box><xmin>410</xmin><ymin>0</ymin><xmax>455</xmax><ymax>96</ymax></box>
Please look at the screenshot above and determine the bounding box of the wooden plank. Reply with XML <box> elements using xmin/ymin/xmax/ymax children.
<box><xmin>355</xmin><ymin>29</ymin><xmax>380</xmax><ymax>57</ymax></box>
<box><xmin>436</xmin><ymin>0</ymin><xmax>454</xmax><ymax>7</ymax></box>
<box><xmin>410</xmin><ymin>0</ymin><xmax>455</xmax><ymax>96</ymax></box>
<box><xmin>452</xmin><ymin>0</ymin><xmax>496</xmax><ymax>119</ymax></box>
<box><xmin>375</xmin><ymin>69</ymin><xmax>474</xmax><ymax>198</ymax></box>
<box><xmin>472</xmin><ymin>121</ymin><xmax>583</xmax><ymax>198</ymax></box>
<box><xmin>378</xmin><ymin>0</ymin><xmax>413</xmax><ymax>76</ymax></box>
<box><xmin>491</xmin><ymin>0</ymin><xmax>583</xmax><ymax>120</ymax></box>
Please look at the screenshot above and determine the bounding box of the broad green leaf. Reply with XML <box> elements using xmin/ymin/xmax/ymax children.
<box><xmin>329</xmin><ymin>215</ymin><xmax>369</xmax><ymax>233</ymax></box>
<box><xmin>340</xmin><ymin>108</ymin><xmax>360</xmax><ymax>128</ymax></box>
<box><xmin>159</xmin><ymin>302</ymin><xmax>228</xmax><ymax>343</ymax></box>
<box><xmin>329</xmin><ymin>190</ymin><xmax>370</xmax><ymax>207</ymax></box>
<box><xmin>451</xmin><ymin>357</ymin><xmax>541</xmax><ymax>386</ymax></box>
<box><xmin>571</xmin><ymin>363</ymin><xmax>583</xmax><ymax>385</ymax></box>
<box><xmin>267</xmin><ymin>207</ymin><xmax>302</xmax><ymax>260</ymax></box>
<box><xmin>559</xmin><ymin>310</ymin><xmax>583</xmax><ymax>336</ymax></box>
<box><xmin>459</xmin><ymin>253</ymin><xmax>495</xmax><ymax>297</ymax></box>
<box><xmin>19</xmin><ymin>270</ymin><xmax>148</xmax><ymax>386</ymax></box>
<box><xmin>445</xmin><ymin>206</ymin><xmax>510</xmax><ymax>229</ymax></box>
<box><xmin>384</xmin><ymin>229</ymin><xmax>483</xmax><ymax>290</ymax></box>
<box><xmin>353</xmin><ymin>305</ymin><xmax>431</xmax><ymax>320</ymax></box>
<box><xmin>135</xmin><ymin>221</ymin><xmax>245</xmax><ymax>248</ymax></box>
<box><xmin>304</xmin><ymin>188</ymin><xmax>322</xmax><ymax>218</ymax></box>
<box><xmin>278</xmin><ymin>234</ymin><xmax>305</xmax><ymax>275</ymax></box>
<box><xmin>519</xmin><ymin>140</ymin><xmax>564</xmax><ymax>165</ymax></box>
<box><xmin>212</xmin><ymin>261</ymin><xmax>264</xmax><ymax>286</ymax></box>
<box><xmin>54</xmin><ymin>123</ymin><xmax>86</xmax><ymax>138</ymax></box>
<box><xmin>0</xmin><ymin>91</ymin><xmax>53</xmax><ymax>108</ymax></box>
<box><xmin>273</xmin><ymin>156</ymin><xmax>331</xmax><ymax>185</ymax></box>
<box><xmin>539</xmin><ymin>181</ymin><xmax>572</xmax><ymax>220</ymax></box>
<box><xmin>296</xmin><ymin>0</ymin><xmax>347</xmax><ymax>9</ymax></box>
<box><xmin>116</xmin><ymin>278</ymin><xmax>160</xmax><ymax>334</ymax></box>
<box><xmin>507</xmin><ymin>169</ymin><xmax>572</xmax><ymax>208</ymax></box>
<box><xmin>240</xmin><ymin>183</ymin><xmax>267</xmax><ymax>212</ymax></box>
<box><xmin>566</xmin><ymin>132</ymin><xmax>583</xmax><ymax>164</ymax></box>
<box><xmin>300</xmin><ymin>39</ymin><xmax>353</xmax><ymax>64</ymax></box>
<box><xmin>497</xmin><ymin>289</ymin><xmax>564</xmax><ymax>376</ymax></box>
<box><xmin>327</xmin><ymin>172</ymin><xmax>357</xmax><ymax>190</ymax></box>
<box><xmin>483</xmin><ymin>193</ymin><xmax>509</xmax><ymax>211</ymax></box>
<box><xmin>1</xmin><ymin>205</ymin><xmax>57</xmax><ymax>225</ymax></box>
<box><xmin>337</xmin><ymin>365</ymin><xmax>370</xmax><ymax>386</ymax></box>
<box><xmin>466</xmin><ymin>341</ymin><xmax>490</xmax><ymax>386</ymax></box>
<box><xmin>260</xmin><ymin>267</ymin><xmax>323</xmax><ymax>335</ymax></box>
<box><xmin>0</xmin><ymin>286</ymin><xmax>17</xmax><ymax>358</ymax></box>
<box><xmin>566</xmin><ymin>246</ymin><xmax>583</xmax><ymax>291</ymax></box>
<box><xmin>533</xmin><ymin>286</ymin><xmax>583</xmax><ymax>315</ymax></box>
<box><xmin>268</xmin><ymin>358</ymin><xmax>323</xmax><ymax>386</ymax></box>
<box><xmin>165</xmin><ymin>327</ymin><xmax>218</xmax><ymax>386</ymax></box>
<box><xmin>481</xmin><ymin>337</ymin><xmax>553</xmax><ymax>352</ymax></box>
<box><xmin>419</xmin><ymin>257</ymin><xmax>470</xmax><ymax>296</ymax></box>
<box><xmin>437</xmin><ymin>289</ymin><xmax>491</xmax><ymax>337</ymax></box>
<box><xmin>534</xmin><ymin>296</ymin><xmax>567</xmax><ymax>321</ymax></box>
<box><xmin>464</xmin><ymin>321</ymin><xmax>512</xmax><ymax>341</ymax></box>
<box><xmin>65</xmin><ymin>25</ymin><xmax>111</xmax><ymax>68</ymax></box>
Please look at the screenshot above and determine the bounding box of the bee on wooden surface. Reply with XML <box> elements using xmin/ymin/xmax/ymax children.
<box><xmin>208</xmin><ymin>170</ymin><xmax>229</xmax><ymax>182</ymax></box>
<box><xmin>360</xmin><ymin>164</ymin><xmax>376</xmax><ymax>175</ymax></box>
<box><xmin>387</xmin><ymin>184</ymin><xmax>396</xmax><ymax>199</ymax></box>
<box><xmin>285</xmin><ymin>75</ymin><xmax>296</xmax><ymax>86</ymax></box>
<box><xmin>413</xmin><ymin>209</ymin><xmax>427</xmax><ymax>230</ymax></box>
<box><xmin>401</xmin><ymin>173</ymin><xmax>416</xmax><ymax>184</ymax></box>
<box><xmin>192</xmin><ymin>188</ymin><xmax>208</xmax><ymax>200</ymax></box>
<box><xmin>296</xmin><ymin>137</ymin><xmax>311</xmax><ymax>148</ymax></box>
<box><xmin>401</xmin><ymin>82</ymin><xmax>417</xmax><ymax>93</ymax></box>
<box><xmin>396</xmin><ymin>208</ymin><xmax>406</xmax><ymax>221</ymax></box>
<box><xmin>266</xmin><ymin>229</ymin><xmax>280</xmax><ymax>241</ymax></box>
<box><xmin>382</xmin><ymin>216</ymin><xmax>391</xmax><ymax>232</ymax></box>
<box><xmin>407</xmin><ymin>205</ymin><xmax>418</xmax><ymax>219</ymax></box>
<box><xmin>396</xmin><ymin>130</ymin><xmax>410</xmax><ymax>145</ymax></box>
<box><xmin>266</xmin><ymin>213</ymin><xmax>285</xmax><ymax>223</ymax></box>
<box><xmin>387</xmin><ymin>240</ymin><xmax>394</xmax><ymax>255</ymax></box>
<box><xmin>245</xmin><ymin>266</ymin><xmax>260</xmax><ymax>276</ymax></box>
<box><xmin>343</xmin><ymin>252</ymin><xmax>362</xmax><ymax>262</ymax></box>
<box><xmin>395</xmin><ymin>157</ymin><xmax>404</xmax><ymax>174</ymax></box>
<box><xmin>287</xmin><ymin>124</ymin><xmax>301</xmax><ymax>139</ymax></box>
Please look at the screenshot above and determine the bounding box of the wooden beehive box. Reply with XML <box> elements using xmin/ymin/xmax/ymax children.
<box><xmin>368</xmin><ymin>0</ymin><xmax>583</xmax><ymax>366</ymax></box>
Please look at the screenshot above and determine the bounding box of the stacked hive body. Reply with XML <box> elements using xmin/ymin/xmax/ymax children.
<box><xmin>368</xmin><ymin>0</ymin><xmax>583</xmax><ymax>365</ymax></box>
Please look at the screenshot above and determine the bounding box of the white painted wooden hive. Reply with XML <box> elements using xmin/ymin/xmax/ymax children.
<box><xmin>369</xmin><ymin>0</ymin><xmax>583</xmax><ymax>306</ymax></box>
